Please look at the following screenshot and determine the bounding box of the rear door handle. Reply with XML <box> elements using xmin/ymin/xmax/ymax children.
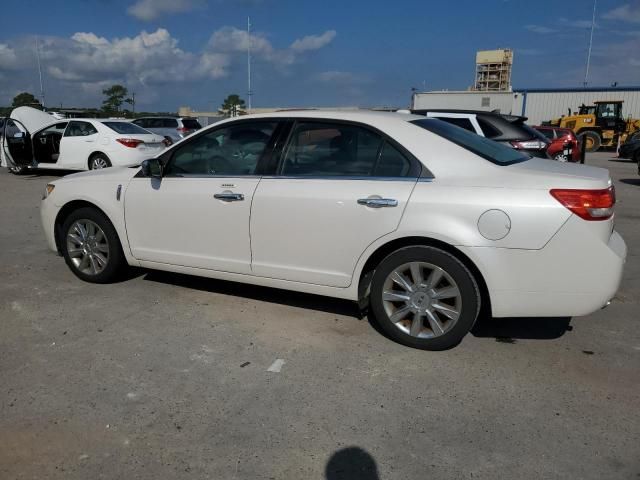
<box><xmin>214</xmin><ymin>192</ymin><xmax>244</xmax><ymax>202</ymax></box>
<box><xmin>357</xmin><ymin>198</ymin><xmax>398</xmax><ymax>208</ymax></box>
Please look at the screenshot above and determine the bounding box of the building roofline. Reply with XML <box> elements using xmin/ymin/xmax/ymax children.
<box><xmin>514</xmin><ymin>86</ymin><xmax>640</xmax><ymax>93</ymax></box>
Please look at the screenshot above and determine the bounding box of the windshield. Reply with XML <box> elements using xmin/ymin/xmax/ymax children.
<box><xmin>102</xmin><ymin>121</ymin><xmax>151</xmax><ymax>135</ymax></box>
<box><xmin>410</xmin><ymin>118</ymin><xmax>530</xmax><ymax>165</ymax></box>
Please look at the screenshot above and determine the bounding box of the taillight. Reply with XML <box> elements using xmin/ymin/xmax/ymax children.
<box><xmin>176</xmin><ymin>127</ymin><xmax>189</xmax><ymax>133</ymax></box>
<box><xmin>116</xmin><ymin>138</ymin><xmax>144</xmax><ymax>148</ymax></box>
<box><xmin>510</xmin><ymin>140</ymin><xmax>548</xmax><ymax>150</ymax></box>
<box><xmin>550</xmin><ymin>186</ymin><xmax>615</xmax><ymax>221</ymax></box>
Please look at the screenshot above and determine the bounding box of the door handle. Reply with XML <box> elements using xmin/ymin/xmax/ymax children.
<box><xmin>214</xmin><ymin>192</ymin><xmax>244</xmax><ymax>202</ymax></box>
<box><xmin>357</xmin><ymin>198</ymin><xmax>398</xmax><ymax>208</ymax></box>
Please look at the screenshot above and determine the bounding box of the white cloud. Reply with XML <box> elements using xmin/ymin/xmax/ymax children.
<box><xmin>0</xmin><ymin>26</ymin><xmax>338</xmax><ymax>107</ymax></box>
<box><xmin>316</xmin><ymin>70</ymin><xmax>368</xmax><ymax>84</ymax></box>
<box><xmin>290</xmin><ymin>30</ymin><xmax>336</xmax><ymax>53</ymax></box>
<box><xmin>128</xmin><ymin>0</ymin><xmax>204</xmax><ymax>21</ymax></box>
<box><xmin>525</xmin><ymin>25</ymin><xmax>557</xmax><ymax>34</ymax></box>
<box><xmin>603</xmin><ymin>2</ymin><xmax>640</xmax><ymax>24</ymax></box>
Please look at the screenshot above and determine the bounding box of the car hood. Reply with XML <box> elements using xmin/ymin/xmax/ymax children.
<box><xmin>10</xmin><ymin>106</ymin><xmax>56</xmax><ymax>133</ymax></box>
<box><xmin>56</xmin><ymin>166</ymin><xmax>141</xmax><ymax>184</ymax></box>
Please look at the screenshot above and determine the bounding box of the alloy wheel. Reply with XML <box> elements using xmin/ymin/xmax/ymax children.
<box><xmin>66</xmin><ymin>220</ymin><xmax>110</xmax><ymax>275</ymax></box>
<box><xmin>91</xmin><ymin>157</ymin><xmax>109</xmax><ymax>169</ymax></box>
<box><xmin>381</xmin><ymin>261</ymin><xmax>462</xmax><ymax>339</ymax></box>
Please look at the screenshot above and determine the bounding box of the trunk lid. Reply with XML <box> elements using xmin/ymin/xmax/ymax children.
<box><xmin>509</xmin><ymin>158</ymin><xmax>611</xmax><ymax>190</ymax></box>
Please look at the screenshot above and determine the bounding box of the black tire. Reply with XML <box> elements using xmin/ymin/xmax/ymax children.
<box><xmin>635</xmin><ymin>151</ymin><xmax>640</xmax><ymax>175</ymax></box>
<box><xmin>369</xmin><ymin>246</ymin><xmax>480</xmax><ymax>351</ymax></box>
<box><xmin>578</xmin><ymin>131</ymin><xmax>601</xmax><ymax>153</ymax></box>
<box><xmin>61</xmin><ymin>207</ymin><xmax>127</xmax><ymax>283</ymax></box>
<box><xmin>89</xmin><ymin>153</ymin><xmax>112</xmax><ymax>170</ymax></box>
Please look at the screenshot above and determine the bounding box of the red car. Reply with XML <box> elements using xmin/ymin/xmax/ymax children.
<box><xmin>533</xmin><ymin>126</ymin><xmax>582</xmax><ymax>163</ymax></box>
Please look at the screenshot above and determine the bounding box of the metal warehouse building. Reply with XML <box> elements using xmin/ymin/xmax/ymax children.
<box><xmin>412</xmin><ymin>87</ymin><xmax>640</xmax><ymax>125</ymax></box>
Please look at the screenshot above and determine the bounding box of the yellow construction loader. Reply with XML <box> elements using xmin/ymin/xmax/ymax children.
<box><xmin>549</xmin><ymin>100</ymin><xmax>640</xmax><ymax>152</ymax></box>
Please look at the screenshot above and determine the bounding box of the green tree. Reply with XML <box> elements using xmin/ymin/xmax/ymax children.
<box><xmin>12</xmin><ymin>92</ymin><xmax>42</xmax><ymax>109</ymax></box>
<box><xmin>220</xmin><ymin>94</ymin><xmax>246</xmax><ymax>117</ymax></box>
<box><xmin>102</xmin><ymin>84</ymin><xmax>129</xmax><ymax>114</ymax></box>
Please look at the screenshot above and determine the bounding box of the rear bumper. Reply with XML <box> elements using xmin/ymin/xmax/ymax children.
<box><xmin>461</xmin><ymin>216</ymin><xmax>627</xmax><ymax>318</ymax></box>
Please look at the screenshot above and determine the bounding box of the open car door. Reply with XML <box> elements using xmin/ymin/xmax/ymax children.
<box><xmin>2</xmin><ymin>118</ymin><xmax>33</xmax><ymax>169</ymax></box>
<box><xmin>2</xmin><ymin>118</ymin><xmax>33</xmax><ymax>170</ymax></box>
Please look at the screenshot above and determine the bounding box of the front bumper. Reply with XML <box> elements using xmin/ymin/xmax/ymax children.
<box><xmin>41</xmin><ymin>196</ymin><xmax>60</xmax><ymax>254</ymax></box>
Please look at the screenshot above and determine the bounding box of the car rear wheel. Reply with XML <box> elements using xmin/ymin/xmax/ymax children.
<box><xmin>553</xmin><ymin>152</ymin><xmax>569</xmax><ymax>162</ymax></box>
<box><xmin>61</xmin><ymin>207</ymin><xmax>126</xmax><ymax>283</ymax></box>
<box><xmin>369</xmin><ymin>246</ymin><xmax>480</xmax><ymax>350</ymax></box>
<box><xmin>89</xmin><ymin>153</ymin><xmax>112</xmax><ymax>170</ymax></box>
<box><xmin>578</xmin><ymin>131</ymin><xmax>601</xmax><ymax>153</ymax></box>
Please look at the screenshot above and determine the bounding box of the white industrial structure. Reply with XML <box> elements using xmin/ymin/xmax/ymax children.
<box><xmin>412</xmin><ymin>87</ymin><xmax>640</xmax><ymax>125</ymax></box>
<box><xmin>474</xmin><ymin>49</ymin><xmax>513</xmax><ymax>92</ymax></box>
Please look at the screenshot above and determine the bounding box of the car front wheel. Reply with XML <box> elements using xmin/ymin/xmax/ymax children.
<box><xmin>61</xmin><ymin>207</ymin><xmax>126</xmax><ymax>283</ymax></box>
<box><xmin>369</xmin><ymin>246</ymin><xmax>480</xmax><ymax>350</ymax></box>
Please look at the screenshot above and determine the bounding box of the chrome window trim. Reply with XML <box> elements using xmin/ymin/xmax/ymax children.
<box><xmin>161</xmin><ymin>174</ymin><xmax>263</xmax><ymax>179</ymax></box>
<box><xmin>260</xmin><ymin>175</ymin><xmax>421</xmax><ymax>182</ymax></box>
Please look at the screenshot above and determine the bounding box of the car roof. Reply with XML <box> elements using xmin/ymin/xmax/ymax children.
<box><xmin>411</xmin><ymin>108</ymin><xmax>528</xmax><ymax>122</ymax></box>
<box><xmin>221</xmin><ymin>110</ymin><xmax>425</xmax><ymax>124</ymax></box>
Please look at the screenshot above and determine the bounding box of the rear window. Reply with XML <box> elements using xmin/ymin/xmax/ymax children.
<box><xmin>181</xmin><ymin>119</ymin><xmax>202</xmax><ymax>130</ymax></box>
<box><xmin>102</xmin><ymin>122</ymin><xmax>150</xmax><ymax>135</ymax></box>
<box><xmin>536</xmin><ymin>128</ymin><xmax>555</xmax><ymax>140</ymax></box>
<box><xmin>411</xmin><ymin>118</ymin><xmax>530</xmax><ymax>166</ymax></box>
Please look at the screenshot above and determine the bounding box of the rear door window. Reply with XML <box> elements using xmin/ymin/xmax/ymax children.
<box><xmin>162</xmin><ymin>118</ymin><xmax>179</xmax><ymax>128</ymax></box>
<box><xmin>64</xmin><ymin>121</ymin><xmax>98</xmax><ymax>137</ymax></box>
<box><xmin>281</xmin><ymin>122</ymin><xmax>385</xmax><ymax>177</ymax></box>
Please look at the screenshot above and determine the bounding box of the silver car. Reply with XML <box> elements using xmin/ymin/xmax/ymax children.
<box><xmin>131</xmin><ymin>117</ymin><xmax>201</xmax><ymax>143</ymax></box>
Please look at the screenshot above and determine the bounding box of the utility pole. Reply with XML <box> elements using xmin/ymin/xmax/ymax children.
<box><xmin>247</xmin><ymin>16</ymin><xmax>252</xmax><ymax>112</ymax></box>
<box><xmin>584</xmin><ymin>0</ymin><xmax>597</xmax><ymax>87</ymax></box>
<box><xmin>131</xmin><ymin>92</ymin><xmax>136</xmax><ymax>114</ymax></box>
<box><xmin>35</xmin><ymin>36</ymin><xmax>45</xmax><ymax>108</ymax></box>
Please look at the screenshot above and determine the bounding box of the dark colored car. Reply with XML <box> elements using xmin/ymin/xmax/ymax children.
<box><xmin>132</xmin><ymin>116</ymin><xmax>202</xmax><ymax>143</ymax></box>
<box><xmin>533</xmin><ymin>126</ymin><xmax>582</xmax><ymax>163</ymax></box>
<box><xmin>618</xmin><ymin>137</ymin><xmax>640</xmax><ymax>175</ymax></box>
<box><xmin>410</xmin><ymin>109</ymin><xmax>551</xmax><ymax>158</ymax></box>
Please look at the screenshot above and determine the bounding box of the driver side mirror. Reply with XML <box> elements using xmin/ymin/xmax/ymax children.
<box><xmin>140</xmin><ymin>158</ymin><xmax>163</xmax><ymax>178</ymax></box>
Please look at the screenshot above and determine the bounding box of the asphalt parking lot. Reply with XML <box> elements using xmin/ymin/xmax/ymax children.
<box><xmin>1</xmin><ymin>152</ymin><xmax>638</xmax><ymax>479</ymax></box>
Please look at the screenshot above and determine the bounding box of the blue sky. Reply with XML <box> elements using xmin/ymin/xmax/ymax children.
<box><xmin>1</xmin><ymin>0</ymin><xmax>639</xmax><ymax>111</ymax></box>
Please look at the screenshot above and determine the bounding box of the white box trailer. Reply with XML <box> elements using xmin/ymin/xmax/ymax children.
<box><xmin>412</xmin><ymin>87</ymin><xmax>640</xmax><ymax>125</ymax></box>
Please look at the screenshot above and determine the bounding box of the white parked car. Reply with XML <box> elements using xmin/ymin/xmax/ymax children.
<box><xmin>2</xmin><ymin>107</ymin><xmax>167</xmax><ymax>173</ymax></box>
<box><xmin>40</xmin><ymin>111</ymin><xmax>626</xmax><ymax>350</ymax></box>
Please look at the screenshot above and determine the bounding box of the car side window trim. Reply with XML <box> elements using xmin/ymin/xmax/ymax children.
<box><xmin>271</xmin><ymin>118</ymin><xmax>427</xmax><ymax>179</ymax></box>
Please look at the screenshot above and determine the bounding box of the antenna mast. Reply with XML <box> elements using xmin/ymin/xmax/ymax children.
<box><xmin>36</xmin><ymin>36</ymin><xmax>45</xmax><ymax>108</ymax></box>
<box><xmin>247</xmin><ymin>16</ymin><xmax>252</xmax><ymax>112</ymax></box>
<box><xmin>583</xmin><ymin>0</ymin><xmax>596</xmax><ymax>87</ymax></box>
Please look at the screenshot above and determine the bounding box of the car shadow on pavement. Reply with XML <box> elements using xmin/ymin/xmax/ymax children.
<box><xmin>620</xmin><ymin>178</ymin><xmax>640</xmax><ymax>186</ymax></box>
<box><xmin>471</xmin><ymin>315</ymin><xmax>572</xmax><ymax>342</ymax></box>
<box><xmin>142</xmin><ymin>270</ymin><xmax>362</xmax><ymax>318</ymax></box>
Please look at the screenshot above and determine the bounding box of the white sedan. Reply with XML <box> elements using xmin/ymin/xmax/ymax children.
<box><xmin>40</xmin><ymin>110</ymin><xmax>627</xmax><ymax>350</ymax></box>
<box><xmin>2</xmin><ymin>107</ymin><xmax>167</xmax><ymax>173</ymax></box>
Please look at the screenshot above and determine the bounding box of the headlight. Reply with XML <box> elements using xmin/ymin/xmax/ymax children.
<box><xmin>43</xmin><ymin>184</ymin><xmax>55</xmax><ymax>200</ymax></box>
